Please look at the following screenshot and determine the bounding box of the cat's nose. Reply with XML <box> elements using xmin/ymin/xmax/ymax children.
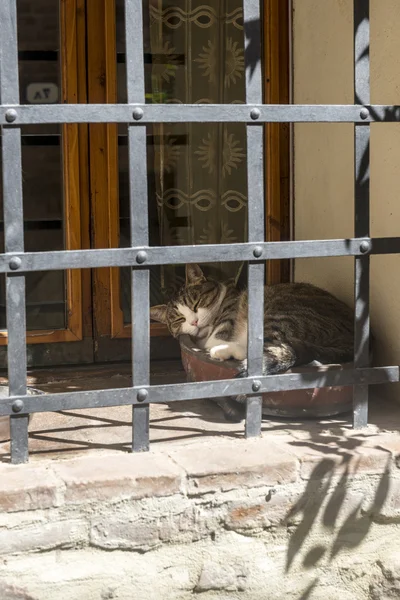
<box><xmin>191</xmin><ymin>319</ymin><xmax>199</xmax><ymax>326</ymax></box>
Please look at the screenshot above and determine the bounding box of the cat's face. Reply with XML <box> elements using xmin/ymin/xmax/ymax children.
<box><xmin>150</xmin><ymin>264</ymin><xmax>223</xmax><ymax>338</ymax></box>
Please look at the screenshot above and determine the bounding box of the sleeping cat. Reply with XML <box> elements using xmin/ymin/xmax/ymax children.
<box><xmin>150</xmin><ymin>264</ymin><xmax>355</xmax><ymax>421</ymax></box>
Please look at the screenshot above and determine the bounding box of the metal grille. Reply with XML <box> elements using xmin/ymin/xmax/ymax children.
<box><xmin>1</xmin><ymin>0</ymin><xmax>399</xmax><ymax>464</ymax></box>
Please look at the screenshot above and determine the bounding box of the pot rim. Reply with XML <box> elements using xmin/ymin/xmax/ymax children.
<box><xmin>179</xmin><ymin>334</ymin><xmax>353</xmax><ymax>373</ymax></box>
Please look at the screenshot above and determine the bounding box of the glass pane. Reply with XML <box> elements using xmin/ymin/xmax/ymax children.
<box><xmin>116</xmin><ymin>0</ymin><xmax>250</xmax><ymax>323</ymax></box>
<box><xmin>0</xmin><ymin>1</ymin><xmax>67</xmax><ymax>331</ymax></box>
<box><xmin>18</xmin><ymin>0</ymin><xmax>61</xmax><ymax>132</ymax></box>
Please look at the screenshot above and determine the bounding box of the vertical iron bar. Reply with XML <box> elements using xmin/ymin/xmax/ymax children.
<box><xmin>353</xmin><ymin>0</ymin><xmax>370</xmax><ymax>428</ymax></box>
<box><xmin>129</xmin><ymin>129</ymin><xmax>150</xmax><ymax>452</ymax></box>
<box><xmin>244</xmin><ymin>0</ymin><xmax>264</xmax><ymax>437</ymax></box>
<box><xmin>125</xmin><ymin>0</ymin><xmax>150</xmax><ymax>451</ymax></box>
<box><xmin>0</xmin><ymin>0</ymin><xmax>29</xmax><ymax>463</ymax></box>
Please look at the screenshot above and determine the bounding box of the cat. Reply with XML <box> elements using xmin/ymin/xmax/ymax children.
<box><xmin>150</xmin><ymin>264</ymin><xmax>355</xmax><ymax>421</ymax></box>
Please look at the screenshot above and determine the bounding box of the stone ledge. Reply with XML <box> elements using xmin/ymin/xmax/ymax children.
<box><xmin>0</xmin><ymin>437</ymin><xmax>301</xmax><ymax>513</ymax></box>
<box><xmin>1</xmin><ymin>431</ymin><xmax>399</xmax><ymax>513</ymax></box>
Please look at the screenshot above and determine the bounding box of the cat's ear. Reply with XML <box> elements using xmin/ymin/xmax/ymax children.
<box><xmin>150</xmin><ymin>305</ymin><xmax>168</xmax><ymax>323</ymax></box>
<box><xmin>186</xmin><ymin>264</ymin><xmax>206</xmax><ymax>285</ymax></box>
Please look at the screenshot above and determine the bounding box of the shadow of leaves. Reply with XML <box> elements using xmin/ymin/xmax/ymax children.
<box><xmin>285</xmin><ymin>452</ymin><xmax>391</xmax><ymax>590</ymax></box>
<box><xmin>330</xmin><ymin>458</ymin><xmax>390</xmax><ymax>559</ymax></box>
<box><xmin>299</xmin><ymin>579</ymin><xmax>319</xmax><ymax>600</ymax></box>
<box><xmin>285</xmin><ymin>458</ymin><xmax>335</xmax><ymax>572</ymax></box>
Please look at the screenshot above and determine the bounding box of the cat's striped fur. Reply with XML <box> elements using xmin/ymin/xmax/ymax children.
<box><xmin>150</xmin><ymin>264</ymin><xmax>355</xmax><ymax>420</ymax></box>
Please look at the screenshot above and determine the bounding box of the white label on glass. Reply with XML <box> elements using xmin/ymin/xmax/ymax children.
<box><xmin>26</xmin><ymin>83</ymin><xmax>59</xmax><ymax>104</ymax></box>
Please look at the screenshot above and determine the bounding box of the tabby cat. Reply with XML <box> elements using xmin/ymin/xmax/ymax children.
<box><xmin>150</xmin><ymin>264</ymin><xmax>355</xmax><ymax>421</ymax></box>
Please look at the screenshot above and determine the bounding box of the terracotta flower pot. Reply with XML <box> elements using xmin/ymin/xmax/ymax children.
<box><xmin>179</xmin><ymin>335</ymin><xmax>353</xmax><ymax>418</ymax></box>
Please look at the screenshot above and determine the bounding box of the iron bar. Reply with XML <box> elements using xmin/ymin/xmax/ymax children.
<box><xmin>2</xmin><ymin>103</ymin><xmax>400</xmax><ymax>125</ymax></box>
<box><xmin>0</xmin><ymin>0</ymin><xmax>29</xmax><ymax>463</ymax></box>
<box><xmin>0</xmin><ymin>366</ymin><xmax>397</xmax><ymax>417</ymax></box>
<box><xmin>125</xmin><ymin>0</ymin><xmax>150</xmax><ymax>452</ymax></box>
<box><xmin>353</xmin><ymin>0</ymin><xmax>370</xmax><ymax>428</ymax></box>
<box><xmin>244</xmin><ymin>0</ymin><xmax>264</xmax><ymax>437</ymax></box>
<box><xmin>0</xmin><ymin>239</ymin><xmax>379</xmax><ymax>274</ymax></box>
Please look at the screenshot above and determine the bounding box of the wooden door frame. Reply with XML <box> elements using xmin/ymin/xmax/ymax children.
<box><xmin>87</xmin><ymin>0</ymin><xmax>291</xmax><ymax>346</ymax></box>
<box><xmin>86</xmin><ymin>0</ymin><xmax>122</xmax><ymax>345</ymax></box>
<box><xmin>264</xmin><ymin>0</ymin><xmax>291</xmax><ymax>284</ymax></box>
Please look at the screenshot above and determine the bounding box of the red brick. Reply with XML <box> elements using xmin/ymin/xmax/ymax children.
<box><xmin>225</xmin><ymin>489</ymin><xmax>299</xmax><ymax>530</ymax></box>
<box><xmin>169</xmin><ymin>438</ymin><xmax>298</xmax><ymax>494</ymax></box>
<box><xmin>53</xmin><ymin>452</ymin><xmax>184</xmax><ymax>504</ymax></box>
<box><xmin>0</xmin><ymin>464</ymin><xmax>61</xmax><ymax>513</ymax></box>
<box><xmin>291</xmin><ymin>444</ymin><xmax>391</xmax><ymax>480</ymax></box>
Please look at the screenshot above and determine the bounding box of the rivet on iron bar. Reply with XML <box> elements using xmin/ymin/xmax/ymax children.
<box><xmin>9</xmin><ymin>256</ymin><xmax>22</xmax><ymax>270</ymax></box>
<box><xmin>132</xmin><ymin>107</ymin><xmax>144</xmax><ymax>121</ymax></box>
<box><xmin>136</xmin><ymin>250</ymin><xmax>147</xmax><ymax>264</ymax></box>
<box><xmin>250</xmin><ymin>108</ymin><xmax>261</xmax><ymax>121</ymax></box>
<box><xmin>252</xmin><ymin>380</ymin><xmax>262</xmax><ymax>393</ymax></box>
<box><xmin>5</xmin><ymin>109</ymin><xmax>17</xmax><ymax>123</ymax></box>
<box><xmin>360</xmin><ymin>107</ymin><xmax>369</xmax><ymax>120</ymax></box>
<box><xmin>359</xmin><ymin>240</ymin><xmax>371</xmax><ymax>254</ymax></box>
<box><xmin>137</xmin><ymin>389</ymin><xmax>148</xmax><ymax>403</ymax></box>
<box><xmin>253</xmin><ymin>246</ymin><xmax>263</xmax><ymax>258</ymax></box>
<box><xmin>12</xmin><ymin>400</ymin><xmax>24</xmax><ymax>413</ymax></box>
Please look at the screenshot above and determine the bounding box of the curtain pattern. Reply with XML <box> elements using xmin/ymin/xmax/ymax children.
<box><xmin>149</xmin><ymin>0</ymin><xmax>248</xmax><ymax>295</ymax></box>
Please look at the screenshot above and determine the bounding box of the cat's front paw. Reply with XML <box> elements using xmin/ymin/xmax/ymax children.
<box><xmin>209</xmin><ymin>343</ymin><xmax>247</xmax><ymax>362</ymax></box>
<box><xmin>209</xmin><ymin>344</ymin><xmax>233</xmax><ymax>361</ymax></box>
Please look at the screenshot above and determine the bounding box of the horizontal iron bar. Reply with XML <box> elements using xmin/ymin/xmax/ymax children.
<box><xmin>1</xmin><ymin>104</ymin><xmax>400</xmax><ymax>124</ymax></box>
<box><xmin>370</xmin><ymin>237</ymin><xmax>400</xmax><ymax>254</ymax></box>
<box><xmin>0</xmin><ymin>238</ymin><xmax>393</xmax><ymax>273</ymax></box>
<box><xmin>0</xmin><ymin>366</ymin><xmax>397</xmax><ymax>416</ymax></box>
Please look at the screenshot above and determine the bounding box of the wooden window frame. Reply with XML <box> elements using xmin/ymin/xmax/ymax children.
<box><xmin>0</xmin><ymin>0</ymin><xmax>87</xmax><ymax>346</ymax></box>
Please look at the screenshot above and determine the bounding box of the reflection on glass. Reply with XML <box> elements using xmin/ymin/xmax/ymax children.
<box><xmin>0</xmin><ymin>0</ymin><xmax>67</xmax><ymax>331</ymax></box>
<box><xmin>117</xmin><ymin>0</ymin><xmax>250</xmax><ymax>322</ymax></box>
